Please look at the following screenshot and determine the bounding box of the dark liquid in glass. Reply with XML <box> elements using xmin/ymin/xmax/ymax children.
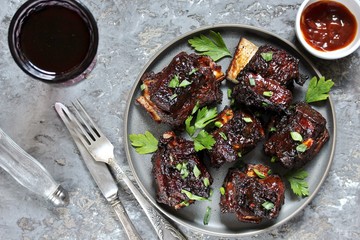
<box><xmin>19</xmin><ymin>5</ymin><xmax>91</xmax><ymax>73</ymax></box>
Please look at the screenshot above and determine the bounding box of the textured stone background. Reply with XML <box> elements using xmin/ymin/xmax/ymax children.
<box><xmin>0</xmin><ymin>0</ymin><xmax>359</xmax><ymax>239</ymax></box>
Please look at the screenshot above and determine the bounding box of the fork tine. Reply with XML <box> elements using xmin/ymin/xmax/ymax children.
<box><xmin>57</xmin><ymin>103</ymin><xmax>94</xmax><ymax>147</ymax></box>
<box><xmin>72</xmin><ymin>99</ymin><xmax>102</xmax><ymax>140</ymax></box>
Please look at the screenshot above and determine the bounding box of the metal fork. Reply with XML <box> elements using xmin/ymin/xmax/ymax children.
<box><xmin>70</xmin><ymin>100</ymin><xmax>187</xmax><ymax>240</ymax></box>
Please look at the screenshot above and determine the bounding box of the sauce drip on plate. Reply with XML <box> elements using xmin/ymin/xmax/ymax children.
<box><xmin>19</xmin><ymin>5</ymin><xmax>90</xmax><ymax>73</ymax></box>
<box><xmin>300</xmin><ymin>1</ymin><xmax>357</xmax><ymax>51</ymax></box>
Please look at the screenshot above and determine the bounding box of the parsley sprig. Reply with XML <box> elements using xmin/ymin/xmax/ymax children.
<box><xmin>185</xmin><ymin>105</ymin><xmax>218</xmax><ymax>151</ymax></box>
<box><xmin>306</xmin><ymin>76</ymin><xmax>334</xmax><ymax>103</ymax></box>
<box><xmin>129</xmin><ymin>131</ymin><xmax>158</xmax><ymax>154</ymax></box>
<box><xmin>188</xmin><ymin>30</ymin><xmax>231</xmax><ymax>61</ymax></box>
<box><xmin>286</xmin><ymin>169</ymin><xmax>309</xmax><ymax>197</ymax></box>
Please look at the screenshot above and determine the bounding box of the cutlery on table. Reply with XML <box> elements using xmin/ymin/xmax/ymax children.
<box><xmin>0</xmin><ymin>128</ymin><xmax>69</xmax><ymax>207</ymax></box>
<box><xmin>55</xmin><ymin>101</ymin><xmax>186</xmax><ymax>240</ymax></box>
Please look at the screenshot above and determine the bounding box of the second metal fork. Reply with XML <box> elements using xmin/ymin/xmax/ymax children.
<box><xmin>71</xmin><ymin>100</ymin><xmax>186</xmax><ymax>240</ymax></box>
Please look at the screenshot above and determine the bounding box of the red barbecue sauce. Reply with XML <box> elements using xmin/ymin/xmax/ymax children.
<box><xmin>300</xmin><ymin>1</ymin><xmax>357</xmax><ymax>51</ymax></box>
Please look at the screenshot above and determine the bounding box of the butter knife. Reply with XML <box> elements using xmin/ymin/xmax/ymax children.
<box><xmin>0</xmin><ymin>127</ymin><xmax>69</xmax><ymax>206</ymax></box>
<box><xmin>55</xmin><ymin>104</ymin><xmax>142</xmax><ymax>240</ymax></box>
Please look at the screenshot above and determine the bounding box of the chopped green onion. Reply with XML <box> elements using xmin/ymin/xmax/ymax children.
<box><xmin>189</xmin><ymin>68</ymin><xmax>198</xmax><ymax>75</ymax></box>
<box><xmin>227</xmin><ymin>89</ymin><xmax>232</xmax><ymax>99</ymax></box>
<box><xmin>220</xmin><ymin>187</ymin><xmax>225</xmax><ymax>195</ymax></box>
<box><xmin>193</xmin><ymin>165</ymin><xmax>201</xmax><ymax>178</ymax></box>
<box><xmin>253</xmin><ymin>168</ymin><xmax>266</xmax><ymax>179</ymax></box>
<box><xmin>262</xmin><ymin>201</ymin><xmax>275</xmax><ymax>210</ymax></box>
<box><xmin>242</xmin><ymin>117</ymin><xmax>253</xmax><ymax>123</ymax></box>
<box><xmin>140</xmin><ymin>84</ymin><xmax>146</xmax><ymax>90</ymax></box>
<box><xmin>168</xmin><ymin>75</ymin><xmax>180</xmax><ymax>88</ymax></box>
<box><xmin>296</xmin><ymin>143</ymin><xmax>308</xmax><ymax>152</ymax></box>
<box><xmin>249</xmin><ymin>77</ymin><xmax>256</xmax><ymax>86</ymax></box>
<box><xmin>180</xmin><ymin>201</ymin><xmax>190</xmax><ymax>207</ymax></box>
<box><xmin>215</xmin><ymin>121</ymin><xmax>223</xmax><ymax>128</ymax></box>
<box><xmin>169</xmin><ymin>93</ymin><xmax>177</xmax><ymax>100</ymax></box>
<box><xmin>219</xmin><ymin>132</ymin><xmax>227</xmax><ymax>140</ymax></box>
<box><xmin>179</xmin><ymin>80</ymin><xmax>192</xmax><ymax>87</ymax></box>
<box><xmin>203</xmin><ymin>206</ymin><xmax>212</xmax><ymax>225</ymax></box>
<box><xmin>262</xmin><ymin>102</ymin><xmax>269</xmax><ymax>107</ymax></box>
<box><xmin>263</xmin><ymin>91</ymin><xmax>273</xmax><ymax>97</ymax></box>
<box><xmin>270</xmin><ymin>156</ymin><xmax>277</xmax><ymax>163</ymax></box>
<box><xmin>203</xmin><ymin>177</ymin><xmax>210</xmax><ymax>187</ymax></box>
<box><xmin>181</xmin><ymin>189</ymin><xmax>208</xmax><ymax>201</ymax></box>
<box><xmin>269</xmin><ymin>127</ymin><xmax>277</xmax><ymax>132</ymax></box>
<box><xmin>238</xmin><ymin>152</ymin><xmax>242</xmax><ymax>158</ymax></box>
<box><xmin>290</xmin><ymin>132</ymin><xmax>303</xmax><ymax>142</ymax></box>
<box><xmin>260</xmin><ymin>52</ymin><xmax>273</xmax><ymax>62</ymax></box>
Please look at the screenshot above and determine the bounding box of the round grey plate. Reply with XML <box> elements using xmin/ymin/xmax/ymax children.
<box><xmin>124</xmin><ymin>24</ymin><xmax>336</xmax><ymax>237</ymax></box>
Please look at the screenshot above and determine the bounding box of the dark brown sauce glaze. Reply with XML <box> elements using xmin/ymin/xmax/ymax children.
<box><xmin>19</xmin><ymin>5</ymin><xmax>90</xmax><ymax>73</ymax></box>
<box><xmin>300</xmin><ymin>1</ymin><xmax>357</xmax><ymax>51</ymax></box>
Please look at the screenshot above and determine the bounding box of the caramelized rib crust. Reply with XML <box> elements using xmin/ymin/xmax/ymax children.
<box><xmin>245</xmin><ymin>45</ymin><xmax>305</xmax><ymax>87</ymax></box>
<box><xmin>207</xmin><ymin>106</ymin><xmax>265</xmax><ymax>168</ymax></box>
<box><xmin>232</xmin><ymin>72</ymin><xmax>293</xmax><ymax>112</ymax></box>
<box><xmin>137</xmin><ymin>52</ymin><xmax>224</xmax><ymax>128</ymax></box>
<box><xmin>152</xmin><ymin>131</ymin><xmax>213</xmax><ymax>209</ymax></box>
<box><xmin>220</xmin><ymin>164</ymin><xmax>285</xmax><ymax>223</ymax></box>
<box><xmin>264</xmin><ymin>102</ymin><xmax>330</xmax><ymax>170</ymax></box>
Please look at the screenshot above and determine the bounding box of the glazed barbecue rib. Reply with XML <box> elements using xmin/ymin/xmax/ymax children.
<box><xmin>231</xmin><ymin>72</ymin><xmax>293</xmax><ymax>112</ymax></box>
<box><xmin>229</xmin><ymin>42</ymin><xmax>306</xmax><ymax>112</ymax></box>
<box><xmin>264</xmin><ymin>102</ymin><xmax>330</xmax><ymax>170</ymax></box>
<box><xmin>245</xmin><ymin>45</ymin><xmax>305</xmax><ymax>87</ymax></box>
<box><xmin>137</xmin><ymin>52</ymin><xmax>224</xmax><ymax>128</ymax></box>
<box><xmin>220</xmin><ymin>164</ymin><xmax>285</xmax><ymax>223</ymax></box>
<box><xmin>207</xmin><ymin>106</ymin><xmax>265</xmax><ymax>168</ymax></box>
<box><xmin>152</xmin><ymin>131</ymin><xmax>213</xmax><ymax>209</ymax></box>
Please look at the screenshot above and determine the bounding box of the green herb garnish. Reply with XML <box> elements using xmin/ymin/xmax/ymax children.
<box><xmin>168</xmin><ymin>75</ymin><xmax>180</xmax><ymax>88</ymax></box>
<box><xmin>286</xmin><ymin>169</ymin><xmax>309</xmax><ymax>197</ymax></box>
<box><xmin>305</xmin><ymin>76</ymin><xmax>334</xmax><ymax>103</ymax></box>
<box><xmin>219</xmin><ymin>187</ymin><xmax>225</xmax><ymax>195</ymax></box>
<box><xmin>242</xmin><ymin>117</ymin><xmax>253</xmax><ymax>123</ymax></box>
<box><xmin>262</xmin><ymin>201</ymin><xmax>275</xmax><ymax>210</ymax></box>
<box><xmin>129</xmin><ymin>131</ymin><xmax>158</xmax><ymax>154</ymax></box>
<box><xmin>189</xmin><ymin>68</ymin><xmax>198</xmax><ymax>75</ymax></box>
<box><xmin>263</xmin><ymin>91</ymin><xmax>273</xmax><ymax>97</ymax></box>
<box><xmin>296</xmin><ymin>143</ymin><xmax>308</xmax><ymax>153</ymax></box>
<box><xmin>260</xmin><ymin>51</ymin><xmax>273</xmax><ymax>61</ymax></box>
<box><xmin>194</xmin><ymin>106</ymin><xmax>218</xmax><ymax>129</ymax></box>
<box><xmin>179</xmin><ymin>79</ymin><xmax>192</xmax><ymax>87</ymax></box>
<box><xmin>253</xmin><ymin>168</ymin><xmax>266</xmax><ymax>179</ymax></box>
<box><xmin>203</xmin><ymin>177</ymin><xmax>210</xmax><ymax>187</ymax></box>
<box><xmin>193</xmin><ymin>130</ymin><xmax>216</xmax><ymax>151</ymax></box>
<box><xmin>181</xmin><ymin>189</ymin><xmax>208</xmax><ymax>201</ymax></box>
<box><xmin>219</xmin><ymin>132</ymin><xmax>227</xmax><ymax>140</ymax></box>
<box><xmin>249</xmin><ymin>77</ymin><xmax>256</xmax><ymax>86</ymax></box>
<box><xmin>188</xmin><ymin>30</ymin><xmax>231</xmax><ymax>61</ymax></box>
<box><xmin>290</xmin><ymin>132</ymin><xmax>303</xmax><ymax>142</ymax></box>
<box><xmin>203</xmin><ymin>206</ymin><xmax>212</xmax><ymax>225</ymax></box>
<box><xmin>193</xmin><ymin>165</ymin><xmax>201</xmax><ymax>178</ymax></box>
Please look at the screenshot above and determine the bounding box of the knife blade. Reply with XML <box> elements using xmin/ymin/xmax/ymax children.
<box><xmin>55</xmin><ymin>103</ymin><xmax>142</xmax><ymax>240</ymax></box>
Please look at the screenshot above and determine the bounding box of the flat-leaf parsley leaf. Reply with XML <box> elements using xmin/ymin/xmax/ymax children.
<box><xmin>188</xmin><ymin>30</ymin><xmax>231</xmax><ymax>61</ymax></box>
<box><xmin>286</xmin><ymin>169</ymin><xmax>309</xmax><ymax>197</ymax></box>
<box><xmin>305</xmin><ymin>76</ymin><xmax>334</xmax><ymax>103</ymax></box>
<box><xmin>129</xmin><ymin>131</ymin><xmax>158</xmax><ymax>154</ymax></box>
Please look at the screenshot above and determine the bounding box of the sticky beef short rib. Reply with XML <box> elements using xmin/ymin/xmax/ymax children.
<box><xmin>264</xmin><ymin>102</ymin><xmax>330</xmax><ymax>170</ymax></box>
<box><xmin>207</xmin><ymin>106</ymin><xmax>265</xmax><ymax>168</ymax></box>
<box><xmin>232</xmin><ymin>72</ymin><xmax>293</xmax><ymax>112</ymax></box>
<box><xmin>232</xmin><ymin>45</ymin><xmax>305</xmax><ymax>112</ymax></box>
<box><xmin>136</xmin><ymin>52</ymin><xmax>224</xmax><ymax>128</ymax></box>
<box><xmin>152</xmin><ymin>131</ymin><xmax>213</xmax><ymax>209</ymax></box>
<box><xmin>245</xmin><ymin>45</ymin><xmax>305</xmax><ymax>87</ymax></box>
<box><xmin>220</xmin><ymin>164</ymin><xmax>285</xmax><ymax>223</ymax></box>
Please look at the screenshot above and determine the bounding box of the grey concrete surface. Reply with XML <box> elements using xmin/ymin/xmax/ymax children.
<box><xmin>0</xmin><ymin>0</ymin><xmax>359</xmax><ymax>239</ymax></box>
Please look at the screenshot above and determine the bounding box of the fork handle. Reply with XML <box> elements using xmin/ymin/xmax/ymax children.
<box><xmin>110</xmin><ymin>198</ymin><xmax>143</xmax><ymax>240</ymax></box>
<box><xmin>109</xmin><ymin>158</ymin><xmax>187</xmax><ymax>240</ymax></box>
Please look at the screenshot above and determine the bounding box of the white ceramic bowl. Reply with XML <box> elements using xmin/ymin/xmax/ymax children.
<box><xmin>295</xmin><ymin>0</ymin><xmax>360</xmax><ymax>60</ymax></box>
